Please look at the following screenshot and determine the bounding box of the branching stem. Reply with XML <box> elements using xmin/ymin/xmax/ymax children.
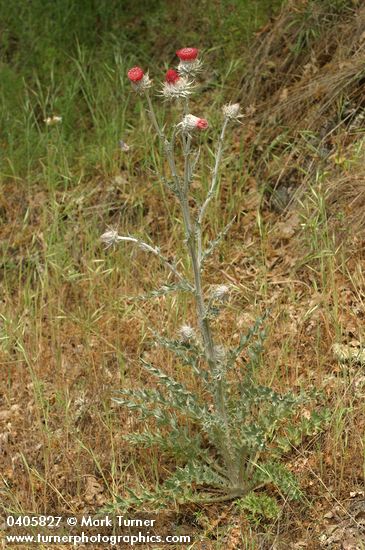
<box><xmin>113</xmin><ymin>236</ymin><xmax>184</xmax><ymax>282</ymax></box>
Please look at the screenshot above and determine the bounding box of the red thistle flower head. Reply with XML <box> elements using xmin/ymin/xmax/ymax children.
<box><xmin>165</xmin><ymin>69</ymin><xmax>180</xmax><ymax>84</ymax></box>
<box><xmin>127</xmin><ymin>66</ymin><xmax>144</xmax><ymax>82</ymax></box>
<box><xmin>196</xmin><ymin>118</ymin><xmax>208</xmax><ymax>130</ymax></box>
<box><xmin>176</xmin><ymin>47</ymin><xmax>199</xmax><ymax>61</ymax></box>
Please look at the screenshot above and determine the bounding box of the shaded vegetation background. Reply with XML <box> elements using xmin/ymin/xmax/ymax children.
<box><xmin>0</xmin><ymin>0</ymin><xmax>280</xmax><ymax>179</ymax></box>
<box><xmin>2</xmin><ymin>0</ymin><xmax>365</xmax><ymax>548</ymax></box>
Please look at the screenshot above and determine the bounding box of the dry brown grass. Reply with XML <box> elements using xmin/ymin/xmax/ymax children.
<box><xmin>238</xmin><ymin>0</ymin><xmax>365</xmax><ymax>225</ymax></box>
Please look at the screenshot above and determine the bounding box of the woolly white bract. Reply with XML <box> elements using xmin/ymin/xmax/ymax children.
<box><xmin>222</xmin><ymin>103</ymin><xmax>241</xmax><ymax>120</ymax></box>
<box><xmin>161</xmin><ymin>77</ymin><xmax>193</xmax><ymax>99</ymax></box>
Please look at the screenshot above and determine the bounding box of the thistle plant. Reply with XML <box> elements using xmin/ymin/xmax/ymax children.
<box><xmin>101</xmin><ymin>48</ymin><xmax>325</xmax><ymax>511</ymax></box>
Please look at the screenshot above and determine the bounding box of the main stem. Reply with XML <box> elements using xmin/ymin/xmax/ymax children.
<box><xmin>180</xmin><ymin>126</ymin><xmax>237</xmax><ymax>484</ymax></box>
<box><xmin>144</xmin><ymin>92</ymin><xmax>237</xmax><ymax>484</ymax></box>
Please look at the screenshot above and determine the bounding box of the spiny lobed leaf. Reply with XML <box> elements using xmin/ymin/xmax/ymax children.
<box><xmin>252</xmin><ymin>461</ymin><xmax>302</xmax><ymax>499</ymax></box>
<box><xmin>164</xmin><ymin>460</ymin><xmax>228</xmax><ymax>491</ymax></box>
<box><xmin>125</xmin><ymin>426</ymin><xmax>205</xmax><ymax>462</ymax></box>
<box><xmin>141</xmin><ymin>360</ymin><xmax>211</xmax><ymax>420</ymax></box>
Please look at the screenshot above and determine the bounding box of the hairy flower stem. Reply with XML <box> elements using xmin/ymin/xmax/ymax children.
<box><xmin>145</xmin><ymin>91</ymin><xmax>165</xmax><ymax>143</ymax></box>
<box><xmin>114</xmin><ymin>236</ymin><xmax>184</xmax><ymax>281</ymax></box>
<box><xmin>145</xmin><ymin>91</ymin><xmax>181</xmax><ymax>188</ymax></box>
<box><xmin>197</xmin><ymin>116</ymin><xmax>229</xmax><ymax>263</ymax></box>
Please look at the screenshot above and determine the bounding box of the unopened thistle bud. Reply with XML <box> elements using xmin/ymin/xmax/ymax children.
<box><xmin>44</xmin><ymin>115</ymin><xmax>62</xmax><ymax>126</ymax></box>
<box><xmin>210</xmin><ymin>284</ymin><xmax>230</xmax><ymax>302</ymax></box>
<box><xmin>119</xmin><ymin>140</ymin><xmax>130</xmax><ymax>152</ymax></box>
<box><xmin>161</xmin><ymin>69</ymin><xmax>193</xmax><ymax>99</ymax></box>
<box><xmin>127</xmin><ymin>66</ymin><xmax>152</xmax><ymax>93</ymax></box>
<box><xmin>178</xmin><ymin>114</ymin><xmax>208</xmax><ymax>133</ymax></box>
<box><xmin>176</xmin><ymin>47</ymin><xmax>201</xmax><ymax>76</ymax></box>
<box><xmin>100</xmin><ymin>229</ymin><xmax>120</xmax><ymax>248</ymax></box>
<box><xmin>179</xmin><ymin>324</ymin><xmax>196</xmax><ymax>343</ymax></box>
<box><xmin>222</xmin><ymin>103</ymin><xmax>241</xmax><ymax>120</ymax></box>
